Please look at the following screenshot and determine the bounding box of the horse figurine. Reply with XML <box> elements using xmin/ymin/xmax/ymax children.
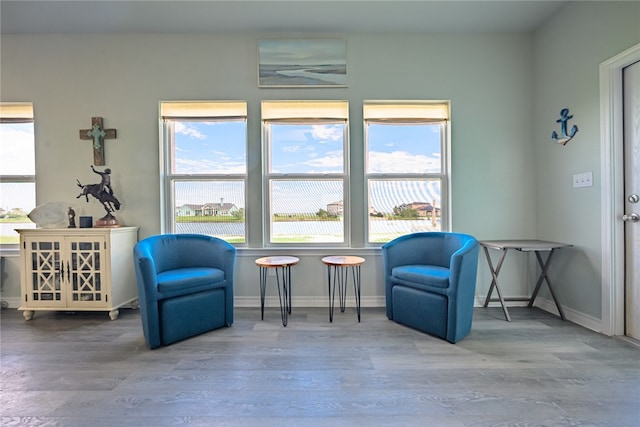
<box><xmin>76</xmin><ymin>179</ymin><xmax>121</xmax><ymax>214</ymax></box>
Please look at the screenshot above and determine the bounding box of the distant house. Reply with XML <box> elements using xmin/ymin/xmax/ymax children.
<box><xmin>176</xmin><ymin>199</ymin><xmax>239</xmax><ymax>217</ymax></box>
<box><xmin>175</xmin><ymin>204</ymin><xmax>199</xmax><ymax>217</ymax></box>
<box><xmin>201</xmin><ymin>200</ymin><xmax>239</xmax><ymax>217</ymax></box>
<box><xmin>369</xmin><ymin>206</ymin><xmax>381</xmax><ymax>216</ymax></box>
<box><xmin>327</xmin><ymin>200</ymin><xmax>343</xmax><ymax>216</ymax></box>
<box><xmin>399</xmin><ymin>201</ymin><xmax>441</xmax><ymax>218</ymax></box>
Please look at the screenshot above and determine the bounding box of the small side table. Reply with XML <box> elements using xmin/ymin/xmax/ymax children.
<box><xmin>255</xmin><ymin>256</ymin><xmax>299</xmax><ymax>327</ymax></box>
<box><xmin>480</xmin><ymin>240</ymin><xmax>572</xmax><ymax>321</ymax></box>
<box><xmin>321</xmin><ymin>256</ymin><xmax>365</xmax><ymax>322</ymax></box>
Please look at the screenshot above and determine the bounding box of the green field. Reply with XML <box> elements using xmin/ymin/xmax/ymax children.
<box><xmin>0</xmin><ymin>216</ymin><xmax>31</xmax><ymax>243</ymax></box>
<box><xmin>175</xmin><ymin>216</ymin><xmax>242</xmax><ymax>223</ymax></box>
<box><xmin>0</xmin><ymin>216</ymin><xmax>30</xmax><ymax>223</ymax></box>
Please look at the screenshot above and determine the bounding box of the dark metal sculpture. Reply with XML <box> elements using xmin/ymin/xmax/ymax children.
<box><xmin>76</xmin><ymin>166</ymin><xmax>121</xmax><ymax>227</ymax></box>
<box><xmin>67</xmin><ymin>207</ymin><xmax>76</xmax><ymax>228</ymax></box>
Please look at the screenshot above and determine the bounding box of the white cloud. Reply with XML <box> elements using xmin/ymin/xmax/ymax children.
<box><xmin>282</xmin><ymin>145</ymin><xmax>301</xmax><ymax>153</ymax></box>
<box><xmin>311</xmin><ymin>125</ymin><xmax>342</xmax><ymax>142</ymax></box>
<box><xmin>368</xmin><ymin>151</ymin><xmax>441</xmax><ymax>173</ymax></box>
<box><xmin>304</xmin><ymin>150</ymin><xmax>343</xmax><ymax>172</ymax></box>
<box><xmin>175</xmin><ymin>122</ymin><xmax>206</xmax><ymax>140</ymax></box>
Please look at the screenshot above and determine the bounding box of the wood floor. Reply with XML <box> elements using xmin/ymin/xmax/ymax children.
<box><xmin>1</xmin><ymin>305</ymin><xmax>639</xmax><ymax>426</ymax></box>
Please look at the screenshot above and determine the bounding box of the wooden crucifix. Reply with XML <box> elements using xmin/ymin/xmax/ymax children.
<box><xmin>79</xmin><ymin>117</ymin><xmax>117</xmax><ymax>166</ymax></box>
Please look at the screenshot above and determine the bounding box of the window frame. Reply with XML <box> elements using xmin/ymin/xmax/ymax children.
<box><xmin>363</xmin><ymin>101</ymin><xmax>451</xmax><ymax>245</ymax></box>
<box><xmin>160</xmin><ymin>101</ymin><xmax>248</xmax><ymax>245</ymax></box>
<box><xmin>0</xmin><ymin>102</ymin><xmax>36</xmax><ymax>249</ymax></box>
<box><xmin>261</xmin><ymin>101</ymin><xmax>350</xmax><ymax>247</ymax></box>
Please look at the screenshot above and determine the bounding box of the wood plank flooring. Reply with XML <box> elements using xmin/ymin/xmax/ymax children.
<box><xmin>1</xmin><ymin>306</ymin><xmax>639</xmax><ymax>426</ymax></box>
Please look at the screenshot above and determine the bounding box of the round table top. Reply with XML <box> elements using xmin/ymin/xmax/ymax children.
<box><xmin>255</xmin><ymin>256</ymin><xmax>300</xmax><ymax>267</ymax></box>
<box><xmin>321</xmin><ymin>255</ymin><xmax>365</xmax><ymax>266</ymax></box>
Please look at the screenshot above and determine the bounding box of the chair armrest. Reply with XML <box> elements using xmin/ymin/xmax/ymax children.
<box><xmin>132</xmin><ymin>247</ymin><xmax>162</xmax><ymax>348</ymax></box>
<box><xmin>449</xmin><ymin>238</ymin><xmax>479</xmax><ymax>285</ymax></box>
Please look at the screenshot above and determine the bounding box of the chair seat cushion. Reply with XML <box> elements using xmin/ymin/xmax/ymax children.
<box><xmin>157</xmin><ymin>267</ymin><xmax>225</xmax><ymax>295</ymax></box>
<box><xmin>392</xmin><ymin>265</ymin><xmax>450</xmax><ymax>289</ymax></box>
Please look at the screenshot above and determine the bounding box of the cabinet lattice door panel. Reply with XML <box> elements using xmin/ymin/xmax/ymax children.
<box><xmin>17</xmin><ymin>227</ymin><xmax>139</xmax><ymax>320</ymax></box>
<box><xmin>27</xmin><ymin>239</ymin><xmax>64</xmax><ymax>306</ymax></box>
<box><xmin>68</xmin><ymin>238</ymin><xmax>106</xmax><ymax>306</ymax></box>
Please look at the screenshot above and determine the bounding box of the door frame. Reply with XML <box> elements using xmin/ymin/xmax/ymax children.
<box><xmin>600</xmin><ymin>43</ymin><xmax>640</xmax><ymax>336</ymax></box>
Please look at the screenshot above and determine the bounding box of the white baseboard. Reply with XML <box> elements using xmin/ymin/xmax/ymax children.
<box><xmin>234</xmin><ymin>296</ymin><xmax>385</xmax><ymax>308</ymax></box>
<box><xmin>0</xmin><ymin>297</ymin><xmax>21</xmax><ymax>309</ymax></box>
<box><xmin>533</xmin><ymin>297</ymin><xmax>602</xmax><ymax>333</ymax></box>
<box><xmin>474</xmin><ymin>295</ymin><xmax>602</xmax><ymax>333</ymax></box>
<box><xmin>3</xmin><ymin>294</ymin><xmax>602</xmax><ymax>333</ymax></box>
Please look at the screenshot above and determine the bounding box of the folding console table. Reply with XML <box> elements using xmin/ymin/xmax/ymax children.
<box><xmin>480</xmin><ymin>240</ymin><xmax>572</xmax><ymax>322</ymax></box>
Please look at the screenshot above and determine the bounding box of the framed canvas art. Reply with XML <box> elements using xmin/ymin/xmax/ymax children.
<box><xmin>258</xmin><ymin>39</ymin><xmax>347</xmax><ymax>88</ymax></box>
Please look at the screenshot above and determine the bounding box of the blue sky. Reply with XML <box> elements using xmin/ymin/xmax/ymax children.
<box><xmin>173</xmin><ymin>120</ymin><xmax>442</xmax><ymax>213</ymax></box>
<box><xmin>0</xmin><ymin>119</ymin><xmax>442</xmax><ymax>215</ymax></box>
<box><xmin>270</xmin><ymin>123</ymin><xmax>344</xmax><ymax>174</ymax></box>
<box><xmin>174</xmin><ymin>120</ymin><xmax>246</xmax><ymax>175</ymax></box>
<box><xmin>367</xmin><ymin>123</ymin><xmax>442</xmax><ymax>174</ymax></box>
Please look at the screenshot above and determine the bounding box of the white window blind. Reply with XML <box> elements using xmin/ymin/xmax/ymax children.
<box><xmin>363</xmin><ymin>101</ymin><xmax>449</xmax><ymax>121</ymax></box>
<box><xmin>0</xmin><ymin>102</ymin><xmax>34</xmax><ymax>122</ymax></box>
<box><xmin>262</xmin><ymin>100</ymin><xmax>349</xmax><ymax>121</ymax></box>
<box><xmin>161</xmin><ymin>101</ymin><xmax>247</xmax><ymax>119</ymax></box>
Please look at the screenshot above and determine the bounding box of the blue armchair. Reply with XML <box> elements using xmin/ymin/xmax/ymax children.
<box><xmin>382</xmin><ymin>232</ymin><xmax>479</xmax><ymax>343</ymax></box>
<box><xmin>133</xmin><ymin>234</ymin><xmax>236</xmax><ymax>349</ymax></box>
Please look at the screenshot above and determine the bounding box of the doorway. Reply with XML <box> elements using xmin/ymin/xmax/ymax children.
<box><xmin>623</xmin><ymin>60</ymin><xmax>640</xmax><ymax>340</ymax></box>
<box><xmin>600</xmin><ymin>43</ymin><xmax>640</xmax><ymax>338</ymax></box>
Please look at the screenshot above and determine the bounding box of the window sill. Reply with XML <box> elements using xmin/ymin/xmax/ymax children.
<box><xmin>0</xmin><ymin>246</ymin><xmax>20</xmax><ymax>257</ymax></box>
<box><xmin>237</xmin><ymin>246</ymin><xmax>382</xmax><ymax>257</ymax></box>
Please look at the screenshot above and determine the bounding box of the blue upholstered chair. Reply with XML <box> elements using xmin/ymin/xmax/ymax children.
<box><xmin>382</xmin><ymin>232</ymin><xmax>480</xmax><ymax>343</ymax></box>
<box><xmin>133</xmin><ymin>234</ymin><xmax>236</xmax><ymax>349</ymax></box>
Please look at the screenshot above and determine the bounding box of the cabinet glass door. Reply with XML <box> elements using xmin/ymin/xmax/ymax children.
<box><xmin>68</xmin><ymin>238</ymin><xmax>105</xmax><ymax>306</ymax></box>
<box><xmin>26</xmin><ymin>238</ymin><xmax>65</xmax><ymax>306</ymax></box>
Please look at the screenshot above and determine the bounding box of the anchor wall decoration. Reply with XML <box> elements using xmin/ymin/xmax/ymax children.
<box><xmin>551</xmin><ymin>108</ymin><xmax>578</xmax><ymax>146</ymax></box>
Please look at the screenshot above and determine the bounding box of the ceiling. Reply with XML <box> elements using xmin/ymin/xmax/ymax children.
<box><xmin>1</xmin><ymin>0</ymin><xmax>569</xmax><ymax>35</ymax></box>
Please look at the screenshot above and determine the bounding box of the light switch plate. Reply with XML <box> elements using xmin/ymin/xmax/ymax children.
<box><xmin>573</xmin><ymin>172</ymin><xmax>593</xmax><ymax>188</ymax></box>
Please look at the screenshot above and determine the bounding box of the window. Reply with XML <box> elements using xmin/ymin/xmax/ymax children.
<box><xmin>262</xmin><ymin>101</ymin><xmax>349</xmax><ymax>245</ymax></box>
<box><xmin>364</xmin><ymin>101</ymin><xmax>449</xmax><ymax>243</ymax></box>
<box><xmin>161</xmin><ymin>101</ymin><xmax>247</xmax><ymax>244</ymax></box>
<box><xmin>0</xmin><ymin>103</ymin><xmax>36</xmax><ymax>246</ymax></box>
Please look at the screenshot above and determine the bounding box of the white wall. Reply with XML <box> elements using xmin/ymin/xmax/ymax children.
<box><xmin>3</xmin><ymin>3</ymin><xmax>636</xmax><ymax>322</ymax></box>
<box><xmin>0</xmin><ymin>31</ymin><xmax>539</xmax><ymax>308</ymax></box>
<box><xmin>11</xmin><ymin>1</ymin><xmax>637</xmax><ymax>319</ymax></box>
<box><xmin>532</xmin><ymin>1</ymin><xmax>640</xmax><ymax>322</ymax></box>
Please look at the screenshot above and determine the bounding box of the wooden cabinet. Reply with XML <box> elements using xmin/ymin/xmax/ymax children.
<box><xmin>16</xmin><ymin>227</ymin><xmax>139</xmax><ymax>320</ymax></box>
